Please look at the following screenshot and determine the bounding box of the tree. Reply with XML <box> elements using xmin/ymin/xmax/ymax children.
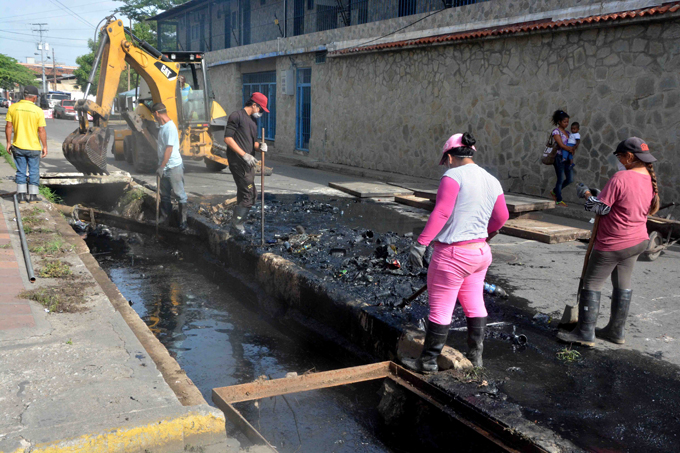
<box><xmin>113</xmin><ymin>0</ymin><xmax>187</xmax><ymax>23</ymax></box>
<box><xmin>0</xmin><ymin>54</ymin><xmax>38</xmax><ymax>91</ymax></box>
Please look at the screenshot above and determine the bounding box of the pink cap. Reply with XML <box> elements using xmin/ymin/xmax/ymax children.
<box><xmin>440</xmin><ymin>133</ymin><xmax>476</xmax><ymax>165</ymax></box>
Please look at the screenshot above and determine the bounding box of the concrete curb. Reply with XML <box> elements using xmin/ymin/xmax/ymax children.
<box><xmin>8</xmin><ymin>406</ymin><xmax>230</xmax><ymax>453</ymax></box>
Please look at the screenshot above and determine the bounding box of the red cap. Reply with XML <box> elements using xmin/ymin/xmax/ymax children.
<box><xmin>250</xmin><ymin>92</ymin><xmax>269</xmax><ymax>113</ymax></box>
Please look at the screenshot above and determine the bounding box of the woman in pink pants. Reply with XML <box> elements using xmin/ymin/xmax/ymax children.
<box><xmin>403</xmin><ymin>132</ymin><xmax>509</xmax><ymax>372</ymax></box>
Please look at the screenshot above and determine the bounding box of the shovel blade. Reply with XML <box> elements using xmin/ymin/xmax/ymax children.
<box><xmin>558</xmin><ymin>304</ymin><xmax>578</xmax><ymax>330</ymax></box>
<box><xmin>62</xmin><ymin>127</ymin><xmax>112</xmax><ymax>175</ymax></box>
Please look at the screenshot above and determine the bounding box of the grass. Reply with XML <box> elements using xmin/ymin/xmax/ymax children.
<box><xmin>38</xmin><ymin>260</ymin><xmax>72</xmax><ymax>278</ymax></box>
<box><xmin>0</xmin><ymin>243</ymin><xmax>11</xmax><ymax>249</ymax></box>
<box><xmin>39</xmin><ymin>186</ymin><xmax>62</xmax><ymax>204</ymax></box>
<box><xmin>21</xmin><ymin>288</ymin><xmax>62</xmax><ymax>312</ymax></box>
<box><xmin>23</xmin><ymin>224</ymin><xmax>33</xmax><ymax>234</ymax></box>
<box><xmin>556</xmin><ymin>347</ymin><xmax>582</xmax><ymax>363</ymax></box>
<box><xmin>0</xmin><ymin>143</ymin><xmax>17</xmax><ymax>170</ymax></box>
<box><xmin>30</xmin><ymin>237</ymin><xmax>72</xmax><ymax>256</ymax></box>
<box><xmin>463</xmin><ymin>366</ymin><xmax>488</xmax><ymax>382</ymax></box>
<box><xmin>66</xmin><ymin>339</ymin><xmax>73</xmax><ymax>345</ymax></box>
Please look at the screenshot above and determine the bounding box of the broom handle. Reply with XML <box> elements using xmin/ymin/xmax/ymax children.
<box><xmin>577</xmin><ymin>215</ymin><xmax>601</xmax><ymax>297</ymax></box>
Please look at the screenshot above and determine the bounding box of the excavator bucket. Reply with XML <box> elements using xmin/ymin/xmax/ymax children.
<box><xmin>62</xmin><ymin>127</ymin><xmax>113</xmax><ymax>175</ymax></box>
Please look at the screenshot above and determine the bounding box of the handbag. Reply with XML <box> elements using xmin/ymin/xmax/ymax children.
<box><xmin>541</xmin><ymin>131</ymin><xmax>558</xmax><ymax>165</ymax></box>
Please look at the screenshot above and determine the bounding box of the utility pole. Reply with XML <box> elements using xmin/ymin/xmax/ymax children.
<box><xmin>127</xmin><ymin>19</ymin><xmax>132</xmax><ymax>91</ymax></box>
<box><xmin>52</xmin><ymin>48</ymin><xmax>57</xmax><ymax>91</ymax></box>
<box><xmin>32</xmin><ymin>23</ymin><xmax>48</xmax><ymax>93</ymax></box>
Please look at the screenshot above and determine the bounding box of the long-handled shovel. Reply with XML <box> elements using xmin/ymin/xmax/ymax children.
<box><xmin>260</xmin><ymin>127</ymin><xmax>265</xmax><ymax>247</ymax></box>
<box><xmin>155</xmin><ymin>174</ymin><xmax>161</xmax><ymax>238</ymax></box>
<box><xmin>559</xmin><ymin>214</ymin><xmax>601</xmax><ymax>329</ymax></box>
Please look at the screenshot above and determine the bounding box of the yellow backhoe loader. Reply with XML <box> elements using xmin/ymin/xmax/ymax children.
<box><xmin>63</xmin><ymin>17</ymin><xmax>230</xmax><ymax>175</ymax></box>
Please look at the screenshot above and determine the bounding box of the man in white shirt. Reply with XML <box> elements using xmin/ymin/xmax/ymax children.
<box><xmin>152</xmin><ymin>102</ymin><xmax>188</xmax><ymax>231</ymax></box>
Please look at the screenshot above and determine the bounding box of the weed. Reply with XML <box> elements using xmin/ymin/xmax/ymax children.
<box><xmin>557</xmin><ymin>347</ymin><xmax>582</xmax><ymax>363</ymax></box>
<box><xmin>462</xmin><ymin>366</ymin><xmax>488</xmax><ymax>382</ymax></box>
<box><xmin>0</xmin><ymin>144</ymin><xmax>17</xmax><ymax>170</ymax></box>
<box><xmin>21</xmin><ymin>288</ymin><xmax>62</xmax><ymax>312</ymax></box>
<box><xmin>39</xmin><ymin>186</ymin><xmax>62</xmax><ymax>204</ymax></box>
<box><xmin>30</xmin><ymin>238</ymin><xmax>71</xmax><ymax>256</ymax></box>
<box><xmin>30</xmin><ymin>207</ymin><xmax>46</xmax><ymax>215</ymax></box>
<box><xmin>66</xmin><ymin>339</ymin><xmax>73</xmax><ymax>345</ymax></box>
<box><xmin>22</xmin><ymin>216</ymin><xmax>41</xmax><ymax>226</ymax></box>
<box><xmin>38</xmin><ymin>260</ymin><xmax>72</xmax><ymax>278</ymax></box>
<box><xmin>0</xmin><ymin>243</ymin><xmax>11</xmax><ymax>249</ymax></box>
<box><xmin>23</xmin><ymin>225</ymin><xmax>33</xmax><ymax>234</ymax></box>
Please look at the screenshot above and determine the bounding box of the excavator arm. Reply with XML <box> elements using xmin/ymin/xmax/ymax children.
<box><xmin>63</xmin><ymin>18</ymin><xmax>181</xmax><ymax>174</ymax></box>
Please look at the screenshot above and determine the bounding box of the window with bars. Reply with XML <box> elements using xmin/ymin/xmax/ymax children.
<box><xmin>242</xmin><ymin>72</ymin><xmax>277</xmax><ymax>140</ymax></box>
<box><xmin>296</xmin><ymin>68</ymin><xmax>311</xmax><ymax>151</ymax></box>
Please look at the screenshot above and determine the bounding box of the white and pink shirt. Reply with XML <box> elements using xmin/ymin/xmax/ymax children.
<box><xmin>417</xmin><ymin>164</ymin><xmax>509</xmax><ymax>246</ymax></box>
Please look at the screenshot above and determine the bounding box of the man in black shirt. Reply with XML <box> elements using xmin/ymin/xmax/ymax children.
<box><xmin>224</xmin><ymin>92</ymin><xmax>269</xmax><ymax>235</ymax></box>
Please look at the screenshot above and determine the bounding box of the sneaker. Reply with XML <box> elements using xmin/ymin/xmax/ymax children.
<box><xmin>556</xmin><ymin>200</ymin><xmax>568</xmax><ymax>207</ymax></box>
<box><xmin>550</xmin><ymin>190</ymin><xmax>557</xmax><ymax>201</ymax></box>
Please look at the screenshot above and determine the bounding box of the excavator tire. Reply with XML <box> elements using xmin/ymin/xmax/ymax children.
<box><xmin>123</xmin><ymin>135</ymin><xmax>134</xmax><ymax>164</ymax></box>
<box><xmin>204</xmin><ymin>157</ymin><xmax>227</xmax><ymax>172</ymax></box>
<box><xmin>131</xmin><ymin>133</ymin><xmax>157</xmax><ymax>174</ymax></box>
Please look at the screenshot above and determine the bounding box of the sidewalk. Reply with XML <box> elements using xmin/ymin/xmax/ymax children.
<box><xmin>0</xmin><ymin>164</ymin><xmax>235</xmax><ymax>451</ymax></box>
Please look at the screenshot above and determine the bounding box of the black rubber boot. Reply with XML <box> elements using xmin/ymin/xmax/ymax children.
<box><xmin>400</xmin><ymin>320</ymin><xmax>450</xmax><ymax>374</ymax></box>
<box><xmin>596</xmin><ymin>289</ymin><xmax>632</xmax><ymax>344</ymax></box>
<box><xmin>466</xmin><ymin>317</ymin><xmax>487</xmax><ymax>367</ymax></box>
<box><xmin>557</xmin><ymin>290</ymin><xmax>601</xmax><ymax>347</ymax></box>
<box><xmin>230</xmin><ymin>206</ymin><xmax>249</xmax><ymax>235</ymax></box>
<box><xmin>17</xmin><ymin>193</ymin><xmax>27</xmax><ymax>204</ymax></box>
<box><xmin>28</xmin><ymin>194</ymin><xmax>40</xmax><ymax>204</ymax></box>
<box><xmin>178</xmin><ymin>203</ymin><xmax>188</xmax><ymax>231</ymax></box>
<box><xmin>158</xmin><ymin>200</ymin><xmax>172</xmax><ymax>225</ymax></box>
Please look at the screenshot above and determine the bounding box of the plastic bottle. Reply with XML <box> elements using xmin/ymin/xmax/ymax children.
<box><xmin>484</xmin><ymin>282</ymin><xmax>508</xmax><ymax>298</ymax></box>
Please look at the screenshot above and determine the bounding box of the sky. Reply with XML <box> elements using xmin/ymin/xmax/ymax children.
<box><xmin>0</xmin><ymin>0</ymin><xmax>143</xmax><ymax>66</ymax></box>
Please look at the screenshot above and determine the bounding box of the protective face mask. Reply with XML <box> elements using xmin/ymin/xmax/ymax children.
<box><xmin>617</xmin><ymin>161</ymin><xmax>627</xmax><ymax>172</ymax></box>
<box><xmin>252</xmin><ymin>112</ymin><xmax>262</xmax><ymax>119</ymax></box>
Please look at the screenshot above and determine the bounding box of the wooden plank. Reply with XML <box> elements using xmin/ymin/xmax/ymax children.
<box><xmin>388</xmin><ymin>181</ymin><xmax>438</xmax><ymax>201</ymax></box>
<box><xmin>395</xmin><ymin>195</ymin><xmax>435</xmax><ymax>211</ymax></box>
<box><xmin>212</xmin><ymin>362</ymin><xmax>392</xmax><ymax>404</ymax></box>
<box><xmin>329</xmin><ymin>182</ymin><xmax>413</xmax><ymax>198</ymax></box>
<box><xmin>504</xmin><ymin>194</ymin><xmax>555</xmax><ymax>213</ymax></box>
<box><xmin>501</xmin><ymin>218</ymin><xmax>591</xmax><ymax>244</ymax></box>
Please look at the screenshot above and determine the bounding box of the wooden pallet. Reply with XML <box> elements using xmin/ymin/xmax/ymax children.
<box><xmin>501</xmin><ymin>218</ymin><xmax>591</xmax><ymax>244</ymax></box>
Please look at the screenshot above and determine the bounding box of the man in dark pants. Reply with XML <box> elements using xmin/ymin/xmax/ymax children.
<box><xmin>223</xmin><ymin>92</ymin><xmax>268</xmax><ymax>235</ymax></box>
<box><xmin>4</xmin><ymin>86</ymin><xmax>47</xmax><ymax>203</ymax></box>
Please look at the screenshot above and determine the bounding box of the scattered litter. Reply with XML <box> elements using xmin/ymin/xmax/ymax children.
<box><xmin>532</xmin><ymin>313</ymin><xmax>551</xmax><ymax>325</ymax></box>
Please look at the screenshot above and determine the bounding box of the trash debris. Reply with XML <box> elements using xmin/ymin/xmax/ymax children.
<box><xmin>484</xmin><ymin>282</ymin><xmax>508</xmax><ymax>298</ymax></box>
<box><xmin>532</xmin><ymin>313</ymin><xmax>551</xmax><ymax>325</ymax></box>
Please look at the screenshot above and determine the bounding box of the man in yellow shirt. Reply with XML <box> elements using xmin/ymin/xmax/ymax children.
<box><xmin>5</xmin><ymin>86</ymin><xmax>48</xmax><ymax>203</ymax></box>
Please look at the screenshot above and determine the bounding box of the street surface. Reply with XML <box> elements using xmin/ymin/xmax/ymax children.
<box><xmin>3</xmin><ymin>109</ymin><xmax>680</xmax><ymax>368</ymax></box>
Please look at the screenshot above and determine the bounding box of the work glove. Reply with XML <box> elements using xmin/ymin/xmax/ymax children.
<box><xmin>576</xmin><ymin>183</ymin><xmax>590</xmax><ymax>199</ymax></box>
<box><xmin>156</xmin><ymin>166</ymin><xmax>164</xmax><ymax>179</ymax></box>
<box><xmin>409</xmin><ymin>243</ymin><xmax>427</xmax><ymax>268</ymax></box>
<box><xmin>242</xmin><ymin>153</ymin><xmax>258</xmax><ymax>168</ymax></box>
<box><xmin>590</xmin><ymin>188</ymin><xmax>601</xmax><ymax>197</ymax></box>
<box><xmin>259</xmin><ymin>142</ymin><xmax>268</xmax><ymax>153</ymax></box>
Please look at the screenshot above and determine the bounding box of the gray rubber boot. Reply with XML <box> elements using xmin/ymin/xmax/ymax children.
<box><xmin>596</xmin><ymin>289</ymin><xmax>632</xmax><ymax>344</ymax></box>
<box><xmin>230</xmin><ymin>206</ymin><xmax>249</xmax><ymax>235</ymax></box>
<box><xmin>557</xmin><ymin>290</ymin><xmax>601</xmax><ymax>347</ymax></box>
<box><xmin>466</xmin><ymin>317</ymin><xmax>487</xmax><ymax>367</ymax></box>
<box><xmin>400</xmin><ymin>320</ymin><xmax>450</xmax><ymax>374</ymax></box>
<box><xmin>17</xmin><ymin>183</ymin><xmax>27</xmax><ymax>203</ymax></box>
<box><xmin>158</xmin><ymin>200</ymin><xmax>172</xmax><ymax>225</ymax></box>
<box><xmin>178</xmin><ymin>203</ymin><xmax>188</xmax><ymax>231</ymax></box>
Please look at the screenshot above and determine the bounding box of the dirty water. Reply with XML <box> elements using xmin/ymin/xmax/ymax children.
<box><xmin>85</xmin><ymin>229</ymin><xmax>397</xmax><ymax>453</ymax></box>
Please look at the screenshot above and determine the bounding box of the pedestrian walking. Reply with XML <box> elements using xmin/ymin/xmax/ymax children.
<box><xmin>404</xmin><ymin>132</ymin><xmax>510</xmax><ymax>372</ymax></box>
<box><xmin>4</xmin><ymin>86</ymin><xmax>47</xmax><ymax>203</ymax></box>
<box><xmin>151</xmin><ymin>102</ymin><xmax>188</xmax><ymax>231</ymax></box>
<box><xmin>223</xmin><ymin>92</ymin><xmax>268</xmax><ymax>235</ymax></box>
<box><xmin>557</xmin><ymin>137</ymin><xmax>660</xmax><ymax>347</ymax></box>
<box><xmin>549</xmin><ymin>109</ymin><xmax>576</xmax><ymax>206</ymax></box>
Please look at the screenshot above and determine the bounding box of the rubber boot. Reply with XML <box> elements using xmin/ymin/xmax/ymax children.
<box><xmin>466</xmin><ymin>317</ymin><xmax>487</xmax><ymax>367</ymax></box>
<box><xmin>230</xmin><ymin>206</ymin><xmax>249</xmax><ymax>235</ymax></box>
<box><xmin>400</xmin><ymin>320</ymin><xmax>450</xmax><ymax>374</ymax></box>
<box><xmin>158</xmin><ymin>200</ymin><xmax>172</xmax><ymax>225</ymax></box>
<box><xmin>17</xmin><ymin>183</ymin><xmax>27</xmax><ymax>204</ymax></box>
<box><xmin>557</xmin><ymin>290</ymin><xmax>601</xmax><ymax>347</ymax></box>
<box><xmin>28</xmin><ymin>185</ymin><xmax>40</xmax><ymax>203</ymax></box>
<box><xmin>178</xmin><ymin>203</ymin><xmax>188</xmax><ymax>231</ymax></box>
<box><xmin>596</xmin><ymin>289</ymin><xmax>632</xmax><ymax>344</ymax></box>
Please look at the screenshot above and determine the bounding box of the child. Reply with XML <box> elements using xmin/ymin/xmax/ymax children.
<box><xmin>564</xmin><ymin>122</ymin><xmax>581</xmax><ymax>169</ymax></box>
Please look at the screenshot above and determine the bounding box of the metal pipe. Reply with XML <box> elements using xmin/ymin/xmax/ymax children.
<box><xmin>84</xmin><ymin>32</ymin><xmax>109</xmax><ymax>99</ymax></box>
<box><xmin>13</xmin><ymin>194</ymin><xmax>36</xmax><ymax>283</ymax></box>
<box><xmin>201</xmin><ymin>59</ymin><xmax>211</xmax><ymax>123</ymax></box>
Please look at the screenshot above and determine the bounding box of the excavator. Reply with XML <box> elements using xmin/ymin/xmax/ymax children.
<box><xmin>63</xmin><ymin>17</ymin><xmax>230</xmax><ymax>175</ymax></box>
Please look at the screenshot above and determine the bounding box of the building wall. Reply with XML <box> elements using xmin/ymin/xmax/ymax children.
<box><xmin>310</xmin><ymin>18</ymin><xmax>680</xmax><ymax>203</ymax></box>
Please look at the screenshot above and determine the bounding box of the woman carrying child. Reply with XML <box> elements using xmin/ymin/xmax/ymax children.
<box><xmin>550</xmin><ymin>110</ymin><xmax>576</xmax><ymax>206</ymax></box>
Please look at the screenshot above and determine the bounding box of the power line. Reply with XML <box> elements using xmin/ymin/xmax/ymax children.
<box><xmin>353</xmin><ymin>8</ymin><xmax>448</xmax><ymax>48</ymax></box>
<box><xmin>0</xmin><ymin>29</ymin><xmax>89</xmax><ymax>41</ymax></box>
<box><xmin>2</xmin><ymin>0</ymin><xmax>113</xmax><ymax>20</ymax></box>
<box><xmin>48</xmin><ymin>0</ymin><xmax>96</xmax><ymax>28</ymax></box>
<box><xmin>0</xmin><ymin>34</ymin><xmax>88</xmax><ymax>48</ymax></box>
<box><xmin>3</xmin><ymin>8</ymin><xmax>116</xmax><ymax>24</ymax></box>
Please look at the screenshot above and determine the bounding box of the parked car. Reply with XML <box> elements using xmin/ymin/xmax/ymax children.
<box><xmin>0</xmin><ymin>98</ymin><xmax>9</xmax><ymax>108</ymax></box>
<box><xmin>53</xmin><ymin>99</ymin><xmax>77</xmax><ymax>119</ymax></box>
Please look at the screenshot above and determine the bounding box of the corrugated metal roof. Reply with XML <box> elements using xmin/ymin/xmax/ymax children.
<box><xmin>331</xmin><ymin>2</ymin><xmax>680</xmax><ymax>56</ymax></box>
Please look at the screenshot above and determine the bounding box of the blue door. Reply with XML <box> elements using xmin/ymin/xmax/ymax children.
<box><xmin>242</xmin><ymin>72</ymin><xmax>276</xmax><ymax>140</ymax></box>
<box><xmin>296</xmin><ymin>68</ymin><xmax>311</xmax><ymax>151</ymax></box>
